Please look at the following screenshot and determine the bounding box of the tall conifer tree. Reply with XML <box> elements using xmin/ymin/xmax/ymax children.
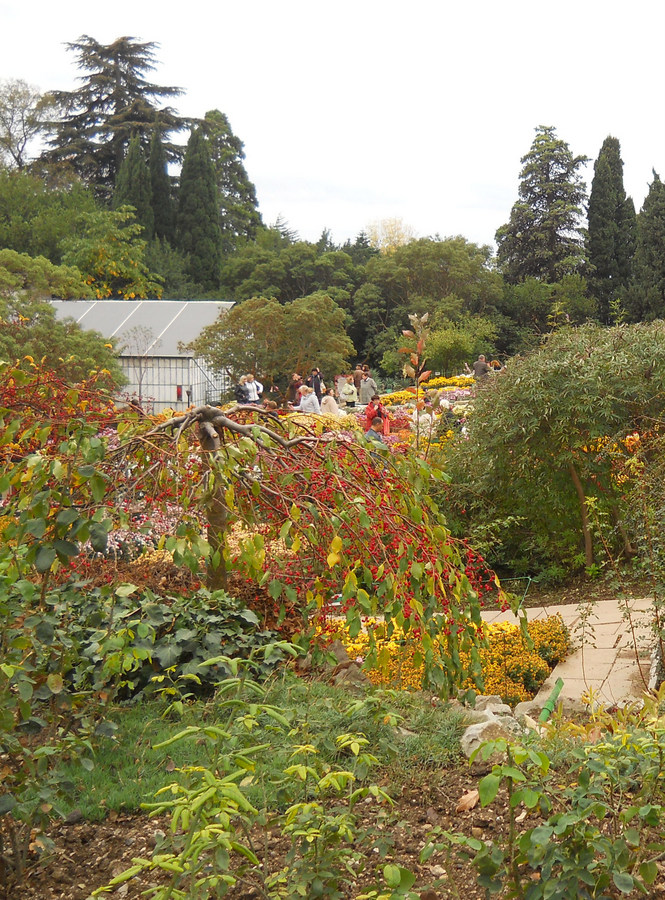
<box><xmin>587</xmin><ymin>136</ymin><xmax>636</xmax><ymax>321</ymax></box>
<box><xmin>148</xmin><ymin>130</ymin><xmax>175</xmax><ymax>244</ymax></box>
<box><xmin>496</xmin><ymin>126</ymin><xmax>587</xmax><ymax>283</ymax></box>
<box><xmin>44</xmin><ymin>35</ymin><xmax>186</xmax><ymax>198</ymax></box>
<box><xmin>112</xmin><ymin>136</ymin><xmax>154</xmax><ymax>240</ymax></box>
<box><xmin>176</xmin><ymin>127</ymin><xmax>221</xmax><ymax>291</ymax></box>
<box><xmin>201</xmin><ymin>110</ymin><xmax>262</xmax><ymax>254</ymax></box>
<box><xmin>627</xmin><ymin>172</ymin><xmax>665</xmax><ymax>321</ymax></box>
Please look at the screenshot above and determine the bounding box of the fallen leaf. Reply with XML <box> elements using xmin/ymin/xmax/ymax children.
<box><xmin>456</xmin><ymin>788</ymin><xmax>480</xmax><ymax>812</ymax></box>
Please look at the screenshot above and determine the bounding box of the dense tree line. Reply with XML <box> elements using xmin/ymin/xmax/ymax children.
<box><xmin>0</xmin><ymin>38</ymin><xmax>665</xmax><ymax>383</ymax></box>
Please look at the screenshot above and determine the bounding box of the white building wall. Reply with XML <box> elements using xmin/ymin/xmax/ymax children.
<box><xmin>121</xmin><ymin>357</ymin><xmax>228</xmax><ymax>413</ymax></box>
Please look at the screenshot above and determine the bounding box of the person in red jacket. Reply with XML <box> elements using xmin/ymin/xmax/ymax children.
<box><xmin>364</xmin><ymin>395</ymin><xmax>390</xmax><ymax>435</ymax></box>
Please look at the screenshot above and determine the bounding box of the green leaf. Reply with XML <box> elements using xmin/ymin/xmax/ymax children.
<box><xmin>268</xmin><ymin>579</ymin><xmax>283</xmax><ymax>600</ymax></box>
<box><xmin>53</xmin><ymin>539</ymin><xmax>79</xmax><ymax>558</ymax></box>
<box><xmin>90</xmin><ymin>472</ymin><xmax>106</xmax><ymax>503</ymax></box>
<box><xmin>34</xmin><ymin>545</ymin><xmax>56</xmax><ymax>572</ymax></box>
<box><xmin>154</xmin><ymin>644</ymin><xmax>182</xmax><ymax>667</ymax></box>
<box><xmin>612</xmin><ymin>872</ymin><xmax>634</xmax><ymax>893</ymax></box>
<box><xmin>47</xmin><ymin>673</ymin><xmax>64</xmax><ymax>694</ymax></box>
<box><xmin>89</xmin><ymin>521</ymin><xmax>109</xmax><ymax>553</ymax></box>
<box><xmin>639</xmin><ymin>860</ymin><xmax>658</xmax><ymax>885</ymax></box>
<box><xmin>0</xmin><ymin>794</ymin><xmax>17</xmax><ymax>816</ymax></box>
<box><xmin>25</xmin><ymin>518</ymin><xmax>47</xmax><ymax>538</ymax></box>
<box><xmin>34</xmin><ymin>620</ymin><xmax>55</xmax><ymax>643</ymax></box>
<box><xmin>478</xmin><ymin>773</ymin><xmax>501</xmax><ymax>807</ymax></box>
<box><xmin>383</xmin><ymin>864</ymin><xmax>401</xmax><ymax>888</ymax></box>
<box><xmin>56</xmin><ymin>508</ymin><xmax>80</xmax><ymax>526</ymax></box>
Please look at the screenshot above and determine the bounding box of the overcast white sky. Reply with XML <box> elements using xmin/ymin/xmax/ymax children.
<box><xmin>2</xmin><ymin>0</ymin><xmax>664</xmax><ymax>248</ymax></box>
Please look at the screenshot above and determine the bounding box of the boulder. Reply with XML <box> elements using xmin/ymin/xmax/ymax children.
<box><xmin>460</xmin><ymin>719</ymin><xmax>516</xmax><ymax>758</ymax></box>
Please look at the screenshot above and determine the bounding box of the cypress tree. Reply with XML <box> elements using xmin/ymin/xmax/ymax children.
<box><xmin>587</xmin><ymin>136</ymin><xmax>636</xmax><ymax>321</ymax></box>
<box><xmin>496</xmin><ymin>126</ymin><xmax>587</xmax><ymax>284</ymax></box>
<box><xmin>176</xmin><ymin>127</ymin><xmax>221</xmax><ymax>291</ymax></box>
<box><xmin>149</xmin><ymin>130</ymin><xmax>175</xmax><ymax>244</ymax></box>
<box><xmin>201</xmin><ymin>110</ymin><xmax>262</xmax><ymax>254</ymax></box>
<box><xmin>113</xmin><ymin>136</ymin><xmax>154</xmax><ymax>240</ymax></box>
<box><xmin>627</xmin><ymin>172</ymin><xmax>665</xmax><ymax>321</ymax></box>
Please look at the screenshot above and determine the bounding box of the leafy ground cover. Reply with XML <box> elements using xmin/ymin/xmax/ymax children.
<box><xmin>17</xmin><ymin>671</ymin><xmax>665</xmax><ymax>900</ymax></box>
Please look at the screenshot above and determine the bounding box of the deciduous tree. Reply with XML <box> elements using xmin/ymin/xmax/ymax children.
<box><xmin>62</xmin><ymin>206</ymin><xmax>163</xmax><ymax>298</ymax></box>
<box><xmin>448</xmin><ymin>322</ymin><xmax>665</xmax><ymax>570</ymax></box>
<box><xmin>0</xmin><ymin>79</ymin><xmax>54</xmax><ymax>169</ymax></box>
<box><xmin>0</xmin><ymin>292</ymin><xmax>124</xmax><ymax>384</ymax></box>
<box><xmin>185</xmin><ymin>292</ymin><xmax>354</xmax><ymax>385</ymax></box>
<box><xmin>0</xmin><ymin>169</ymin><xmax>96</xmax><ymax>262</ymax></box>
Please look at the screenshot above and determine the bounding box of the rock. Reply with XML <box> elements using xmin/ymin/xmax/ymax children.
<box><xmin>494</xmin><ymin>714</ymin><xmax>527</xmax><ymax>737</ymax></box>
<box><xmin>521</xmin><ymin>713</ymin><xmax>543</xmax><ymax>732</ymax></box>
<box><xmin>460</xmin><ymin>719</ymin><xmax>515</xmax><ymax>758</ymax></box>
<box><xmin>426</xmin><ymin>864</ymin><xmax>447</xmax><ymax>877</ymax></box>
<box><xmin>328</xmin><ymin>639</ymin><xmax>351</xmax><ymax>665</ymax></box>
<box><xmin>462</xmin><ymin>708</ymin><xmax>497</xmax><ymax>726</ymax></box>
<box><xmin>514</xmin><ymin>698</ymin><xmax>545</xmax><ymax>719</ymax></box>
<box><xmin>332</xmin><ymin>661</ymin><xmax>370</xmax><ymax>688</ymax></box>
<box><xmin>64</xmin><ymin>809</ymin><xmax>83</xmax><ymax>825</ymax></box>
<box><xmin>473</xmin><ymin>695</ymin><xmax>506</xmax><ymax>712</ymax></box>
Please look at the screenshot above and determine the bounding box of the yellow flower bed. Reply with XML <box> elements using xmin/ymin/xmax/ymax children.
<box><xmin>381</xmin><ymin>389</ymin><xmax>419</xmax><ymax>406</ymax></box>
<box><xmin>382</xmin><ymin>376</ymin><xmax>474</xmax><ymax>406</ymax></box>
<box><xmin>424</xmin><ymin>375</ymin><xmax>475</xmax><ymax>389</ymax></box>
<box><xmin>326</xmin><ymin>614</ymin><xmax>570</xmax><ymax>705</ymax></box>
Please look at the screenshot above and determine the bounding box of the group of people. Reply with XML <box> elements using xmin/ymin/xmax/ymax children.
<box><xmin>231</xmin><ymin>353</ymin><xmax>491</xmax><ymax>447</ymax></box>
<box><xmin>233</xmin><ymin>373</ymin><xmax>264</xmax><ymax>404</ymax></box>
<box><xmin>277</xmin><ymin>365</ymin><xmax>382</xmax><ymax>416</ymax></box>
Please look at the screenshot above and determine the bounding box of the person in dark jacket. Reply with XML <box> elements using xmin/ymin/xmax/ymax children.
<box><xmin>306</xmin><ymin>368</ymin><xmax>324</xmax><ymax>401</ymax></box>
<box><xmin>286</xmin><ymin>373</ymin><xmax>303</xmax><ymax>404</ymax></box>
<box><xmin>234</xmin><ymin>375</ymin><xmax>250</xmax><ymax>403</ymax></box>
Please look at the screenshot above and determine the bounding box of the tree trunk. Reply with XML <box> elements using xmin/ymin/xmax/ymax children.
<box><xmin>205</xmin><ymin>475</ymin><xmax>228</xmax><ymax>591</ymax></box>
<box><xmin>611</xmin><ymin>505</ymin><xmax>637</xmax><ymax>558</ymax></box>
<box><xmin>568</xmin><ymin>462</ymin><xmax>594</xmax><ymax>566</ymax></box>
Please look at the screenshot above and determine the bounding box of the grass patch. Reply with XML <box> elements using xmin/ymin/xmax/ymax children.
<box><xmin>59</xmin><ymin>673</ymin><xmax>466</xmax><ymax>821</ymax></box>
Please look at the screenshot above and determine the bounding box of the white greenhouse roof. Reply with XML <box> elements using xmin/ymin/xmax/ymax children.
<box><xmin>51</xmin><ymin>299</ymin><xmax>232</xmax><ymax>358</ymax></box>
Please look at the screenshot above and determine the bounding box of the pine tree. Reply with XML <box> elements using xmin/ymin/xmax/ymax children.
<box><xmin>149</xmin><ymin>130</ymin><xmax>175</xmax><ymax>244</ymax></box>
<box><xmin>626</xmin><ymin>172</ymin><xmax>665</xmax><ymax>321</ymax></box>
<box><xmin>112</xmin><ymin>136</ymin><xmax>154</xmax><ymax>240</ymax></box>
<box><xmin>587</xmin><ymin>136</ymin><xmax>636</xmax><ymax>321</ymax></box>
<box><xmin>201</xmin><ymin>110</ymin><xmax>262</xmax><ymax>253</ymax></box>
<box><xmin>176</xmin><ymin>127</ymin><xmax>221</xmax><ymax>291</ymax></box>
<box><xmin>44</xmin><ymin>35</ymin><xmax>186</xmax><ymax>199</ymax></box>
<box><xmin>496</xmin><ymin>126</ymin><xmax>588</xmax><ymax>283</ymax></box>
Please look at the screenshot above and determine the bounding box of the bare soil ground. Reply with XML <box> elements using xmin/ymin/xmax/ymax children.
<box><xmin>18</xmin><ymin>765</ymin><xmax>516</xmax><ymax>900</ymax></box>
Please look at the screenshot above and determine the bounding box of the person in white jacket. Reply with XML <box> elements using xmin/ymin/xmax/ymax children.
<box><xmin>291</xmin><ymin>385</ymin><xmax>321</xmax><ymax>414</ymax></box>
<box><xmin>244</xmin><ymin>374</ymin><xmax>263</xmax><ymax>404</ymax></box>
